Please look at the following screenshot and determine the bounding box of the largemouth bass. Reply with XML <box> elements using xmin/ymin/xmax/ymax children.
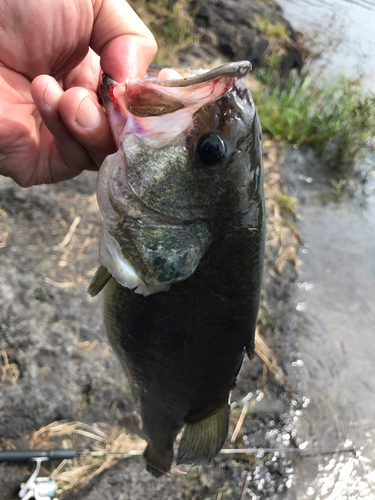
<box><xmin>89</xmin><ymin>61</ymin><xmax>265</xmax><ymax>476</ymax></box>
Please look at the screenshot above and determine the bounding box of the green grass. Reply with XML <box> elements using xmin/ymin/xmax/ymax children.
<box><xmin>253</xmin><ymin>53</ymin><xmax>375</xmax><ymax>169</ymax></box>
<box><xmin>129</xmin><ymin>0</ymin><xmax>196</xmax><ymax>65</ymax></box>
<box><xmin>253</xmin><ymin>14</ymin><xmax>290</xmax><ymax>40</ymax></box>
<box><xmin>276</xmin><ymin>192</ymin><xmax>298</xmax><ymax>217</ymax></box>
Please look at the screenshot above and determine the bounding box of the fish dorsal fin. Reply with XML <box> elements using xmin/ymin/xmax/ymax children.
<box><xmin>88</xmin><ymin>265</ymin><xmax>112</xmax><ymax>297</ymax></box>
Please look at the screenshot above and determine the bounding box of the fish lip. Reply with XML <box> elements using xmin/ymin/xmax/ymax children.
<box><xmin>101</xmin><ymin>60</ymin><xmax>252</xmax><ymax>90</ymax></box>
<box><xmin>102</xmin><ymin>74</ymin><xmax>116</xmax><ymax>87</ymax></box>
<box><xmin>154</xmin><ymin>60</ymin><xmax>252</xmax><ymax>87</ymax></box>
<box><xmin>101</xmin><ymin>74</ymin><xmax>118</xmax><ymax>102</ymax></box>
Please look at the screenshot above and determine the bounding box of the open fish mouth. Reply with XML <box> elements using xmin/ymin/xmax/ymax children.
<box><xmin>100</xmin><ymin>61</ymin><xmax>252</xmax><ymax>146</ymax></box>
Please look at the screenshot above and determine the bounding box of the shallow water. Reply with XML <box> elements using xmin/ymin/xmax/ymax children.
<box><xmin>274</xmin><ymin>2</ymin><xmax>375</xmax><ymax>497</ymax></box>
<box><xmin>278</xmin><ymin>0</ymin><xmax>375</xmax><ymax>90</ymax></box>
<box><xmin>280</xmin><ymin>149</ymin><xmax>375</xmax><ymax>499</ymax></box>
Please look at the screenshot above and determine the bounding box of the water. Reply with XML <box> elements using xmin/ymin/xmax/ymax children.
<box><xmin>278</xmin><ymin>0</ymin><xmax>375</xmax><ymax>90</ymax></box>
<box><xmin>281</xmin><ymin>150</ymin><xmax>375</xmax><ymax>499</ymax></box>
<box><xmin>274</xmin><ymin>2</ymin><xmax>375</xmax><ymax>498</ymax></box>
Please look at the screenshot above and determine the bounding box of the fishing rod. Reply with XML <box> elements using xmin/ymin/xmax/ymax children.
<box><xmin>0</xmin><ymin>448</ymin><xmax>142</xmax><ymax>462</ymax></box>
<box><xmin>0</xmin><ymin>445</ymin><xmax>357</xmax><ymax>499</ymax></box>
<box><xmin>0</xmin><ymin>449</ymin><xmax>142</xmax><ymax>500</ymax></box>
<box><xmin>0</xmin><ymin>445</ymin><xmax>357</xmax><ymax>463</ymax></box>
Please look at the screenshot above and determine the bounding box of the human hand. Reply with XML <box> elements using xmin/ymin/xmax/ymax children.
<box><xmin>0</xmin><ymin>0</ymin><xmax>157</xmax><ymax>187</ymax></box>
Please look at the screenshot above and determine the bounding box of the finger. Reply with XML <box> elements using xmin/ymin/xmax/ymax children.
<box><xmin>59</xmin><ymin>86</ymin><xmax>116</xmax><ymax>165</ymax></box>
<box><xmin>158</xmin><ymin>68</ymin><xmax>184</xmax><ymax>80</ymax></box>
<box><xmin>62</xmin><ymin>48</ymin><xmax>102</xmax><ymax>94</ymax></box>
<box><xmin>91</xmin><ymin>0</ymin><xmax>157</xmax><ymax>81</ymax></box>
<box><xmin>31</xmin><ymin>75</ymin><xmax>97</xmax><ymax>176</ymax></box>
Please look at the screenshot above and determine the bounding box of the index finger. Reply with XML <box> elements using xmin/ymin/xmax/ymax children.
<box><xmin>91</xmin><ymin>0</ymin><xmax>157</xmax><ymax>82</ymax></box>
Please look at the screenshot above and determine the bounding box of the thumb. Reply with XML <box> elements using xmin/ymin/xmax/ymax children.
<box><xmin>91</xmin><ymin>0</ymin><xmax>157</xmax><ymax>82</ymax></box>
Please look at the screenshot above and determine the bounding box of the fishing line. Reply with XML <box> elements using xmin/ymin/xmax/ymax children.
<box><xmin>220</xmin><ymin>446</ymin><xmax>358</xmax><ymax>457</ymax></box>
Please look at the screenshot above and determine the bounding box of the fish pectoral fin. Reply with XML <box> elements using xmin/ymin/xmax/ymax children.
<box><xmin>88</xmin><ymin>265</ymin><xmax>112</xmax><ymax>297</ymax></box>
<box><xmin>144</xmin><ymin>443</ymin><xmax>174</xmax><ymax>477</ymax></box>
<box><xmin>177</xmin><ymin>400</ymin><xmax>229</xmax><ymax>465</ymax></box>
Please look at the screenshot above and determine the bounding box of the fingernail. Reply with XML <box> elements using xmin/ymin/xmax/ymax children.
<box><xmin>76</xmin><ymin>97</ymin><xmax>101</xmax><ymax>130</ymax></box>
<box><xmin>44</xmin><ymin>79</ymin><xmax>63</xmax><ymax>109</ymax></box>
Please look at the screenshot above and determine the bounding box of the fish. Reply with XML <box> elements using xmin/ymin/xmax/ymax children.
<box><xmin>89</xmin><ymin>61</ymin><xmax>265</xmax><ymax>476</ymax></box>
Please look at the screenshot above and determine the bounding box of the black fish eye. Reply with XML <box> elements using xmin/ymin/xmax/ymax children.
<box><xmin>197</xmin><ymin>134</ymin><xmax>226</xmax><ymax>166</ymax></box>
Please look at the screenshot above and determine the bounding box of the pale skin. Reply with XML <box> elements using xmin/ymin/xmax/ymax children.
<box><xmin>0</xmin><ymin>0</ymin><xmax>157</xmax><ymax>187</ymax></box>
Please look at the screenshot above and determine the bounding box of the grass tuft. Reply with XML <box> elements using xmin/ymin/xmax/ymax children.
<box><xmin>276</xmin><ymin>192</ymin><xmax>298</xmax><ymax>217</ymax></box>
<box><xmin>253</xmin><ymin>14</ymin><xmax>290</xmax><ymax>41</ymax></box>
<box><xmin>128</xmin><ymin>0</ymin><xmax>197</xmax><ymax>65</ymax></box>
<box><xmin>254</xmin><ymin>53</ymin><xmax>375</xmax><ymax>169</ymax></box>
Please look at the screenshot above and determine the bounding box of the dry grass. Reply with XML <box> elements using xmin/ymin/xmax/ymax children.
<box><xmin>231</xmin><ymin>398</ymin><xmax>251</xmax><ymax>444</ymax></box>
<box><xmin>0</xmin><ymin>351</ymin><xmax>20</xmax><ymax>384</ymax></box>
<box><xmin>44</xmin><ymin>193</ymin><xmax>100</xmax><ymax>288</ymax></box>
<box><xmin>31</xmin><ymin>421</ymin><xmax>108</xmax><ymax>447</ymax></box>
<box><xmin>263</xmin><ymin>139</ymin><xmax>302</xmax><ymax>274</ymax></box>
<box><xmin>0</xmin><ymin>206</ymin><xmax>10</xmax><ymax>249</ymax></box>
<box><xmin>29</xmin><ymin>421</ymin><xmax>146</xmax><ymax>496</ymax></box>
<box><xmin>241</xmin><ymin>472</ymin><xmax>252</xmax><ymax>500</ymax></box>
<box><xmin>254</xmin><ymin>327</ymin><xmax>287</xmax><ymax>386</ymax></box>
<box><xmin>254</xmin><ymin>327</ymin><xmax>302</xmax><ymax>408</ymax></box>
<box><xmin>54</xmin><ymin>216</ymin><xmax>81</xmax><ymax>251</ymax></box>
<box><xmin>53</xmin><ymin>429</ymin><xmax>144</xmax><ymax>494</ymax></box>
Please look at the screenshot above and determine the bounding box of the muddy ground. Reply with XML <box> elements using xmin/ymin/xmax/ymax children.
<box><xmin>0</xmin><ymin>136</ymin><xmax>304</xmax><ymax>500</ymax></box>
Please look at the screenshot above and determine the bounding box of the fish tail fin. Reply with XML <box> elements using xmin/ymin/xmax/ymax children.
<box><xmin>177</xmin><ymin>400</ymin><xmax>229</xmax><ymax>465</ymax></box>
<box><xmin>144</xmin><ymin>443</ymin><xmax>173</xmax><ymax>477</ymax></box>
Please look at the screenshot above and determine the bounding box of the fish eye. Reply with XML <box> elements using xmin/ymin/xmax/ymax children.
<box><xmin>197</xmin><ymin>134</ymin><xmax>226</xmax><ymax>166</ymax></box>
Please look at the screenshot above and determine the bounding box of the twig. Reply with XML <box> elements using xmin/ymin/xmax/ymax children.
<box><xmin>231</xmin><ymin>399</ymin><xmax>250</xmax><ymax>444</ymax></box>
<box><xmin>44</xmin><ymin>278</ymin><xmax>77</xmax><ymax>289</ymax></box>
<box><xmin>241</xmin><ymin>473</ymin><xmax>251</xmax><ymax>500</ymax></box>
<box><xmin>0</xmin><ymin>351</ymin><xmax>20</xmax><ymax>384</ymax></box>
<box><xmin>254</xmin><ymin>327</ymin><xmax>287</xmax><ymax>385</ymax></box>
<box><xmin>54</xmin><ymin>216</ymin><xmax>81</xmax><ymax>250</ymax></box>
